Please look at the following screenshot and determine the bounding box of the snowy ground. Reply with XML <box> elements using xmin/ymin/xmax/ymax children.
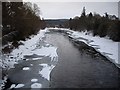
<box><xmin>49</xmin><ymin>27</ymin><xmax>119</xmax><ymax>67</ymax></box>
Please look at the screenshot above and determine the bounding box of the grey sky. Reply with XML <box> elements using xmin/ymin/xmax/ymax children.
<box><xmin>23</xmin><ymin>0</ymin><xmax>119</xmax><ymax>19</ymax></box>
<box><xmin>35</xmin><ymin>2</ymin><xmax>118</xmax><ymax>19</ymax></box>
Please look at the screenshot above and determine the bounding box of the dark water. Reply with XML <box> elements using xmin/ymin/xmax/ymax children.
<box><xmin>6</xmin><ymin>56</ymin><xmax>51</xmax><ymax>89</ymax></box>
<box><xmin>45</xmin><ymin>32</ymin><xmax>120</xmax><ymax>88</ymax></box>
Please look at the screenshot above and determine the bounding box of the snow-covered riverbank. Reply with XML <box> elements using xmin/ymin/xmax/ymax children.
<box><xmin>48</xmin><ymin>27</ymin><xmax>119</xmax><ymax>67</ymax></box>
<box><xmin>1</xmin><ymin>28</ymin><xmax>58</xmax><ymax>69</ymax></box>
<box><xmin>0</xmin><ymin>28</ymin><xmax>58</xmax><ymax>89</ymax></box>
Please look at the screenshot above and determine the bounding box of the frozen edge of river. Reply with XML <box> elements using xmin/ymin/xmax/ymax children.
<box><xmin>0</xmin><ymin>28</ymin><xmax>58</xmax><ymax>89</ymax></box>
<box><xmin>48</xmin><ymin>27</ymin><xmax>120</xmax><ymax>68</ymax></box>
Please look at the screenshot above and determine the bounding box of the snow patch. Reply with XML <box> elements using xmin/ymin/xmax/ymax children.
<box><xmin>10</xmin><ymin>84</ymin><xmax>16</xmax><ymax>89</ymax></box>
<box><xmin>31</xmin><ymin>83</ymin><xmax>42</xmax><ymax>88</ymax></box>
<box><xmin>32</xmin><ymin>57</ymin><xmax>42</xmax><ymax>61</ymax></box>
<box><xmin>31</xmin><ymin>79</ymin><xmax>38</xmax><ymax>82</ymax></box>
<box><xmin>31</xmin><ymin>46</ymin><xmax>58</xmax><ymax>61</ymax></box>
<box><xmin>22</xmin><ymin>67</ymin><xmax>30</xmax><ymax>70</ymax></box>
<box><xmin>30</xmin><ymin>64</ymin><xmax>33</xmax><ymax>66</ymax></box>
<box><xmin>39</xmin><ymin>64</ymin><xmax>55</xmax><ymax>81</ymax></box>
<box><xmin>15</xmin><ymin>84</ymin><xmax>24</xmax><ymax>88</ymax></box>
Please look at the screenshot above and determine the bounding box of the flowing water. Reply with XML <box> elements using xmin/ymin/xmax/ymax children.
<box><xmin>45</xmin><ymin>31</ymin><xmax>120</xmax><ymax>88</ymax></box>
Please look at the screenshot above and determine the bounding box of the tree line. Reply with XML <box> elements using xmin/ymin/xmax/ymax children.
<box><xmin>65</xmin><ymin>7</ymin><xmax>120</xmax><ymax>42</ymax></box>
<box><xmin>2</xmin><ymin>2</ymin><xmax>46</xmax><ymax>47</ymax></box>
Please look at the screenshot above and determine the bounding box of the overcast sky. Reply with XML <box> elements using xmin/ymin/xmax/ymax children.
<box><xmin>23</xmin><ymin>0</ymin><xmax>119</xmax><ymax>19</ymax></box>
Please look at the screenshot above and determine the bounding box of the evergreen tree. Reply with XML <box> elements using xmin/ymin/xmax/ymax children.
<box><xmin>81</xmin><ymin>7</ymin><xmax>86</xmax><ymax>17</ymax></box>
<box><xmin>68</xmin><ymin>7</ymin><xmax>120</xmax><ymax>41</ymax></box>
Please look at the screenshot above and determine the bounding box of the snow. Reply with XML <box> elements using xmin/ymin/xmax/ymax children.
<box><xmin>22</xmin><ymin>67</ymin><xmax>30</xmax><ymax>70</ymax></box>
<box><xmin>10</xmin><ymin>84</ymin><xmax>16</xmax><ymax>89</ymax></box>
<box><xmin>0</xmin><ymin>76</ymin><xmax>7</xmax><ymax>89</ymax></box>
<box><xmin>39</xmin><ymin>64</ymin><xmax>54</xmax><ymax>81</ymax></box>
<box><xmin>0</xmin><ymin>28</ymin><xmax>58</xmax><ymax>88</ymax></box>
<box><xmin>31</xmin><ymin>46</ymin><xmax>58</xmax><ymax>61</ymax></box>
<box><xmin>32</xmin><ymin>58</ymin><xmax>42</xmax><ymax>61</ymax></box>
<box><xmin>1</xmin><ymin>54</ymin><xmax>18</xmax><ymax>69</ymax></box>
<box><xmin>0</xmin><ymin>80</ymin><xmax>4</xmax><ymax>90</ymax></box>
<box><xmin>31</xmin><ymin>79</ymin><xmax>38</xmax><ymax>82</ymax></box>
<box><xmin>1</xmin><ymin>28</ymin><xmax>58</xmax><ymax>69</ymax></box>
<box><xmin>31</xmin><ymin>83</ymin><xmax>42</xmax><ymax>88</ymax></box>
<box><xmin>15</xmin><ymin>84</ymin><xmax>24</xmax><ymax>88</ymax></box>
<box><xmin>10</xmin><ymin>29</ymin><xmax>46</xmax><ymax>60</ymax></box>
<box><xmin>30</xmin><ymin>64</ymin><xmax>33</xmax><ymax>66</ymax></box>
<box><xmin>10</xmin><ymin>84</ymin><xmax>25</xmax><ymax>89</ymax></box>
<box><xmin>10</xmin><ymin>28</ymin><xmax>58</xmax><ymax>63</ymax></box>
<box><xmin>49</xmin><ymin>28</ymin><xmax>119</xmax><ymax>65</ymax></box>
<box><xmin>71</xmin><ymin>31</ymin><xmax>118</xmax><ymax>64</ymax></box>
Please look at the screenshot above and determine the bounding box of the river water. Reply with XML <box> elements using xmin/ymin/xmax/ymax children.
<box><xmin>45</xmin><ymin>31</ymin><xmax>120</xmax><ymax>88</ymax></box>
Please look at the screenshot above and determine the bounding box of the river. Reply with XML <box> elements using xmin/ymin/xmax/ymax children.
<box><xmin>46</xmin><ymin>31</ymin><xmax>119</xmax><ymax>88</ymax></box>
<box><xmin>3</xmin><ymin>30</ymin><xmax>120</xmax><ymax>89</ymax></box>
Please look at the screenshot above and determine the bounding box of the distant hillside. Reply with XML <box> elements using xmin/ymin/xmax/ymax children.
<box><xmin>44</xmin><ymin>19</ymin><xmax>68</xmax><ymax>27</ymax></box>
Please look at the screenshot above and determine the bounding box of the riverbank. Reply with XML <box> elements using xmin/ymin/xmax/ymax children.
<box><xmin>0</xmin><ymin>28</ymin><xmax>58</xmax><ymax>89</ymax></box>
